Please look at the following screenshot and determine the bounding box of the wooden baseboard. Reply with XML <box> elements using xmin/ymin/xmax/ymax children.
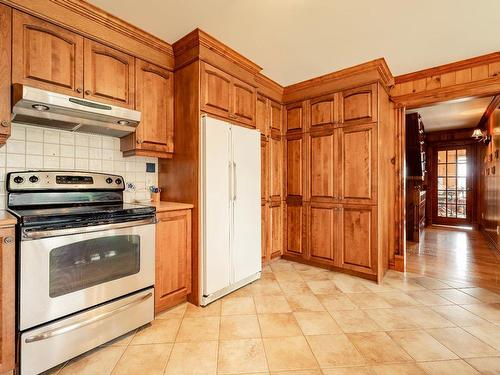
<box><xmin>394</xmin><ymin>254</ymin><xmax>405</xmax><ymax>272</ymax></box>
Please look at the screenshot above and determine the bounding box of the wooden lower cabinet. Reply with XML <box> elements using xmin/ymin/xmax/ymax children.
<box><xmin>285</xmin><ymin>202</ymin><xmax>303</xmax><ymax>256</ymax></box>
<box><xmin>338</xmin><ymin>204</ymin><xmax>377</xmax><ymax>276</ymax></box>
<box><xmin>0</xmin><ymin>226</ymin><xmax>15</xmax><ymax>374</ymax></box>
<box><xmin>155</xmin><ymin>209</ymin><xmax>192</xmax><ymax>314</ymax></box>
<box><xmin>261</xmin><ymin>202</ymin><xmax>270</xmax><ymax>263</ymax></box>
<box><xmin>270</xmin><ymin>202</ymin><xmax>283</xmax><ymax>259</ymax></box>
<box><xmin>308</xmin><ymin>203</ymin><xmax>341</xmax><ymax>265</ymax></box>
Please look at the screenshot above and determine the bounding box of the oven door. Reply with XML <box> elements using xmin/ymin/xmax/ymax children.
<box><xmin>19</xmin><ymin>218</ymin><xmax>155</xmax><ymax>331</ymax></box>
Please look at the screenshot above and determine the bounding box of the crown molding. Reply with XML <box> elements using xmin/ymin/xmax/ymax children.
<box><xmin>255</xmin><ymin>73</ymin><xmax>284</xmax><ymax>102</ymax></box>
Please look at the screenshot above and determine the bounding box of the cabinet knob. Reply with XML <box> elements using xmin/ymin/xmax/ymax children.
<box><xmin>3</xmin><ymin>236</ymin><xmax>14</xmax><ymax>245</ymax></box>
<box><xmin>76</xmin><ymin>87</ymin><xmax>83</xmax><ymax>93</ymax></box>
<box><xmin>1</xmin><ymin>120</ymin><xmax>9</xmax><ymax>127</ymax></box>
<box><xmin>136</xmin><ymin>139</ymin><xmax>143</xmax><ymax>144</ymax></box>
<box><xmin>85</xmin><ymin>90</ymin><xmax>92</xmax><ymax>95</ymax></box>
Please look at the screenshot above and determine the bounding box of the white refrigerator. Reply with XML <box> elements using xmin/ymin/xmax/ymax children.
<box><xmin>200</xmin><ymin>115</ymin><xmax>261</xmax><ymax>305</ymax></box>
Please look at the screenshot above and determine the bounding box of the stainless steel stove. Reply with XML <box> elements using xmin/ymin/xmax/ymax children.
<box><xmin>7</xmin><ymin>171</ymin><xmax>156</xmax><ymax>375</ymax></box>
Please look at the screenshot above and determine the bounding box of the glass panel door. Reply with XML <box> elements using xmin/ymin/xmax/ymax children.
<box><xmin>435</xmin><ymin>147</ymin><xmax>470</xmax><ymax>224</ymax></box>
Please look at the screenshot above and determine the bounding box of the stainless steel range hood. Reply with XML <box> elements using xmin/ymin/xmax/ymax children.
<box><xmin>12</xmin><ymin>84</ymin><xmax>141</xmax><ymax>137</ymax></box>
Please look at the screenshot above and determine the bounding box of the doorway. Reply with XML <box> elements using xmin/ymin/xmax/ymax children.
<box><xmin>433</xmin><ymin>146</ymin><xmax>473</xmax><ymax>226</ymax></box>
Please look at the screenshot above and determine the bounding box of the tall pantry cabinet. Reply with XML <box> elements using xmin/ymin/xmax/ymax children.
<box><xmin>282</xmin><ymin>62</ymin><xmax>396</xmax><ymax>282</ymax></box>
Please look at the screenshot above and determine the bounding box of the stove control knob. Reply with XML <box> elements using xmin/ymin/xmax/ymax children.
<box><xmin>105</xmin><ymin>177</ymin><xmax>113</xmax><ymax>184</ymax></box>
<box><xmin>13</xmin><ymin>176</ymin><xmax>24</xmax><ymax>184</ymax></box>
<box><xmin>115</xmin><ymin>178</ymin><xmax>122</xmax><ymax>185</ymax></box>
<box><xmin>29</xmin><ymin>175</ymin><xmax>39</xmax><ymax>183</ymax></box>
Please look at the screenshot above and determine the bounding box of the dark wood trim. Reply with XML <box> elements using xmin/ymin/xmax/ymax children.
<box><xmin>477</xmin><ymin>95</ymin><xmax>500</xmax><ymax>130</ymax></box>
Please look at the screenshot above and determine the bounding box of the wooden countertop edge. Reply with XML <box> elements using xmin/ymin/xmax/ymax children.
<box><xmin>0</xmin><ymin>211</ymin><xmax>17</xmax><ymax>227</ymax></box>
<box><xmin>152</xmin><ymin>201</ymin><xmax>194</xmax><ymax>212</ymax></box>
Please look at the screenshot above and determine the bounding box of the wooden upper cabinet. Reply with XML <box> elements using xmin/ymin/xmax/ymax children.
<box><xmin>285</xmin><ymin>102</ymin><xmax>304</xmax><ymax>133</ymax></box>
<box><xmin>256</xmin><ymin>95</ymin><xmax>268</xmax><ymax>136</ymax></box>
<box><xmin>134</xmin><ymin>59</ymin><xmax>173</xmax><ymax>155</ymax></box>
<box><xmin>0</xmin><ymin>225</ymin><xmax>15</xmax><ymax>374</ymax></box>
<box><xmin>270</xmin><ymin>135</ymin><xmax>282</xmax><ymax>200</ymax></box>
<box><xmin>0</xmin><ymin>4</ymin><xmax>11</xmax><ymax>144</ymax></box>
<box><xmin>261</xmin><ymin>139</ymin><xmax>269</xmax><ymax>201</ymax></box>
<box><xmin>339</xmin><ymin>124</ymin><xmax>377</xmax><ymax>204</ymax></box>
<box><xmin>200</xmin><ymin>62</ymin><xmax>256</xmax><ymax>126</ymax></box>
<box><xmin>286</xmin><ymin>135</ymin><xmax>303</xmax><ymax>198</ymax></box>
<box><xmin>310</xmin><ymin>93</ymin><xmax>338</xmax><ymax>129</ymax></box>
<box><xmin>84</xmin><ymin>39</ymin><xmax>135</xmax><ymax>108</ymax></box>
<box><xmin>232</xmin><ymin>78</ymin><xmax>256</xmax><ymax>126</ymax></box>
<box><xmin>155</xmin><ymin>210</ymin><xmax>192</xmax><ymax>313</ymax></box>
<box><xmin>201</xmin><ymin>62</ymin><xmax>232</xmax><ymax>117</ymax></box>
<box><xmin>341</xmin><ymin>84</ymin><xmax>378</xmax><ymax>125</ymax></box>
<box><xmin>12</xmin><ymin>10</ymin><xmax>84</xmax><ymax>97</ymax></box>
<box><xmin>270</xmin><ymin>100</ymin><xmax>283</xmax><ymax>135</ymax></box>
<box><xmin>309</xmin><ymin>130</ymin><xmax>337</xmax><ymax>201</ymax></box>
<box><xmin>338</xmin><ymin>205</ymin><xmax>377</xmax><ymax>275</ymax></box>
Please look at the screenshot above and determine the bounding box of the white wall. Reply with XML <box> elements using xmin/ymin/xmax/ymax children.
<box><xmin>0</xmin><ymin>123</ymin><xmax>158</xmax><ymax>207</ymax></box>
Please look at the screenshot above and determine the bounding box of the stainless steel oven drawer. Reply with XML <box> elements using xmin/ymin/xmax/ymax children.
<box><xmin>21</xmin><ymin>288</ymin><xmax>154</xmax><ymax>375</ymax></box>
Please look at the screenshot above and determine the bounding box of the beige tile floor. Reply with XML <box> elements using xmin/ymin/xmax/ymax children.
<box><xmin>44</xmin><ymin>259</ymin><xmax>500</xmax><ymax>375</ymax></box>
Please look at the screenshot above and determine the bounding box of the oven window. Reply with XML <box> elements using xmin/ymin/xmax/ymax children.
<box><xmin>49</xmin><ymin>235</ymin><xmax>140</xmax><ymax>298</ymax></box>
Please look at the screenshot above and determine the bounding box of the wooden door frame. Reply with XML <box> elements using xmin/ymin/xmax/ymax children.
<box><xmin>391</xmin><ymin>52</ymin><xmax>500</xmax><ymax>272</ymax></box>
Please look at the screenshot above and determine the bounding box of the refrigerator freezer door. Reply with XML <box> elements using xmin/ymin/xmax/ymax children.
<box><xmin>231</xmin><ymin>125</ymin><xmax>262</xmax><ymax>282</ymax></box>
<box><xmin>202</xmin><ymin>116</ymin><xmax>232</xmax><ymax>296</ymax></box>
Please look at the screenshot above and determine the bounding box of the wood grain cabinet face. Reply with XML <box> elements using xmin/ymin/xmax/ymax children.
<box><xmin>12</xmin><ymin>10</ymin><xmax>84</xmax><ymax>96</ymax></box>
<box><xmin>134</xmin><ymin>59</ymin><xmax>173</xmax><ymax>154</ymax></box>
<box><xmin>340</xmin><ymin>124</ymin><xmax>377</xmax><ymax>204</ymax></box>
<box><xmin>309</xmin><ymin>205</ymin><xmax>339</xmax><ymax>264</ymax></box>
<box><xmin>270</xmin><ymin>135</ymin><xmax>283</xmax><ymax>200</ymax></box>
<box><xmin>155</xmin><ymin>210</ymin><xmax>192</xmax><ymax>313</ymax></box>
<box><xmin>232</xmin><ymin>78</ymin><xmax>256</xmax><ymax>126</ymax></box>
<box><xmin>270</xmin><ymin>100</ymin><xmax>283</xmax><ymax>135</ymax></box>
<box><xmin>286</xmin><ymin>135</ymin><xmax>304</xmax><ymax>198</ymax></box>
<box><xmin>0</xmin><ymin>226</ymin><xmax>15</xmax><ymax>373</ymax></box>
<box><xmin>286</xmin><ymin>103</ymin><xmax>304</xmax><ymax>133</ymax></box>
<box><xmin>310</xmin><ymin>131</ymin><xmax>337</xmax><ymax>201</ymax></box>
<box><xmin>270</xmin><ymin>203</ymin><xmax>283</xmax><ymax>258</ymax></box>
<box><xmin>200</xmin><ymin>62</ymin><xmax>232</xmax><ymax>117</ymax></box>
<box><xmin>261</xmin><ymin>202</ymin><xmax>270</xmax><ymax>262</ymax></box>
<box><xmin>256</xmin><ymin>95</ymin><xmax>268</xmax><ymax>136</ymax></box>
<box><xmin>84</xmin><ymin>39</ymin><xmax>135</xmax><ymax>108</ymax></box>
<box><xmin>339</xmin><ymin>205</ymin><xmax>377</xmax><ymax>275</ymax></box>
<box><xmin>341</xmin><ymin>84</ymin><xmax>378</xmax><ymax>125</ymax></box>
<box><xmin>310</xmin><ymin>94</ymin><xmax>338</xmax><ymax>129</ymax></box>
<box><xmin>286</xmin><ymin>203</ymin><xmax>303</xmax><ymax>255</ymax></box>
<box><xmin>261</xmin><ymin>139</ymin><xmax>269</xmax><ymax>201</ymax></box>
<box><xmin>0</xmin><ymin>4</ymin><xmax>11</xmax><ymax>143</ymax></box>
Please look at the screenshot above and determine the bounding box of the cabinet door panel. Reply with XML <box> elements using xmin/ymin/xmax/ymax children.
<box><xmin>310</xmin><ymin>132</ymin><xmax>335</xmax><ymax>200</ymax></box>
<box><xmin>135</xmin><ymin>59</ymin><xmax>173</xmax><ymax>154</ymax></box>
<box><xmin>286</xmin><ymin>204</ymin><xmax>303</xmax><ymax>255</ymax></box>
<box><xmin>286</xmin><ymin>103</ymin><xmax>303</xmax><ymax>133</ymax></box>
<box><xmin>270</xmin><ymin>100</ymin><xmax>282</xmax><ymax>135</ymax></box>
<box><xmin>12</xmin><ymin>10</ymin><xmax>83</xmax><ymax>96</ymax></box>
<box><xmin>310</xmin><ymin>206</ymin><xmax>334</xmax><ymax>262</ymax></box>
<box><xmin>341</xmin><ymin>84</ymin><xmax>377</xmax><ymax>124</ymax></box>
<box><xmin>311</xmin><ymin>94</ymin><xmax>337</xmax><ymax>128</ymax></box>
<box><xmin>270</xmin><ymin>203</ymin><xmax>283</xmax><ymax>258</ymax></box>
<box><xmin>340</xmin><ymin>124</ymin><xmax>377</xmax><ymax>204</ymax></box>
<box><xmin>339</xmin><ymin>205</ymin><xmax>376</xmax><ymax>275</ymax></box>
<box><xmin>0</xmin><ymin>5</ymin><xmax>11</xmax><ymax>142</ymax></box>
<box><xmin>261</xmin><ymin>202</ymin><xmax>270</xmax><ymax>263</ymax></box>
<box><xmin>200</xmin><ymin>62</ymin><xmax>232</xmax><ymax>118</ymax></box>
<box><xmin>270</xmin><ymin>135</ymin><xmax>282</xmax><ymax>200</ymax></box>
<box><xmin>261</xmin><ymin>139</ymin><xmax>269</xmax><ymax>201</ymax></box>
<box><xmin>233</xmin><ymin>79</ymin><xmax>256</xmax><ymax>126</ymax></box>
<box><xmin>155</xmin><ymin>210</ymin><xmax>192</xmax><ymax>313</ymax></box>
<box><xmin>286</xmin><ymin>136</ymin><xmax>303</xmax><ymax>197</ymax></box>
<box><xmin>84</xmin><ymin>39</ymin><xmax>135</xmax><ymax>108</ymax></box>
<box><xmin>256</xmin><ymin>95</ymin><xmax>268</xmax><ymax>136</ymax></box>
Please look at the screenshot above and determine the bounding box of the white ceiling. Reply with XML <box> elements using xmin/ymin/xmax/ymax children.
<box><xmin>88</xmin><ymin>0</ymin><xmax>500</xmax><ymax>86</ymax></box>
<box><xmin>408</xmin><ymin>96</ymin><xmax>493</xmax><ymax>132</ymax></box>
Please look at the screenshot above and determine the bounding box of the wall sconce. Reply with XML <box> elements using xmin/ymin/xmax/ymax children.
<box><xmin>472</xmin><ymin>128</ymin><xmax>491</xmax><ymax>144</ymax></box>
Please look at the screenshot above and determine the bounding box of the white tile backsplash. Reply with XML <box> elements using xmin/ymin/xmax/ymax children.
<box><xmin>3</xmin><ymin>124</ymin><xmax>158</xmax><ymax>202</ymax></box>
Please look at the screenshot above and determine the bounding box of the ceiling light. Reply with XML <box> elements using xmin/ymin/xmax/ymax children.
<box><xmin>32</xmin><ymin>104</ymin><xmax>49</xmax><ymax>111</ymax></box>
<box><xmin>472</xmin><ymin>128</ymin><xmax>491</xmax><ymax>145</ymax></box>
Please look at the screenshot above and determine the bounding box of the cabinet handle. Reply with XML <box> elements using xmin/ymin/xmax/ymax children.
<box><xmin>85</xmin><ymin>90</ymin><xmax>92</xmax><ymax>95</ymax></box>
<box><xmin>1</xmin><ymin>120</ymin><xmax>9</xmax><ymax>127</ymax></box>
<box><xmin>136</xmin><ymin>139</ymin><xmax>143</xmax><ymax>144</ymax></box>
<box><xmin>3</xmin><ymin>236</ymin><xmax>13</xmax><ymax>244</ymax></box>
<box><xmin>76</xmin><ymin>87</ymin><xmax>83</xmax><ymax>93</ymax></box>
<box><xmin>229</xmin><ymin>114</ymin><xmax>238</xmax><ymax>119</ymax></box>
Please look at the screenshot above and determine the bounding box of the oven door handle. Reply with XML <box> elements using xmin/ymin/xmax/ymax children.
<box><xmin>24</xmin><ymin>292</ymin><xmax>153</xmax><ymax>343</ymax></box>
<box><xmin>23</xmin><ymin>217</ymin><xmax>156</xmax><ymax>240</ymax></box>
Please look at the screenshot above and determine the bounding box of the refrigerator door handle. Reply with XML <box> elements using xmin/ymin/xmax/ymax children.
<box><xmin>228</xmin><ymin>161</ymin><xmax>233</xmax><ymax>202</ymax></box>
<box><xmin>233</xmin><ymin>162</ymin><xmax>237</xmax><ymax>201</ymax></box>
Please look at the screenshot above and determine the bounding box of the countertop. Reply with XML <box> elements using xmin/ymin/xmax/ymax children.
<box><xmin>150</xmin><ymin>201</ymin><xmax>194</xmax><ymax>212</ymax></box>
<box><xmin>0</xmin><ymin>211</ymin><xmax>17</xmax><ymax>227</ymax></box>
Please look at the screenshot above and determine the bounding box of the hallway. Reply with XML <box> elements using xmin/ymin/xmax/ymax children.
<box><xmin>407</xmin><ymin>226</ymin><xmax>500</xmax><ymax>292</ymax></box>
